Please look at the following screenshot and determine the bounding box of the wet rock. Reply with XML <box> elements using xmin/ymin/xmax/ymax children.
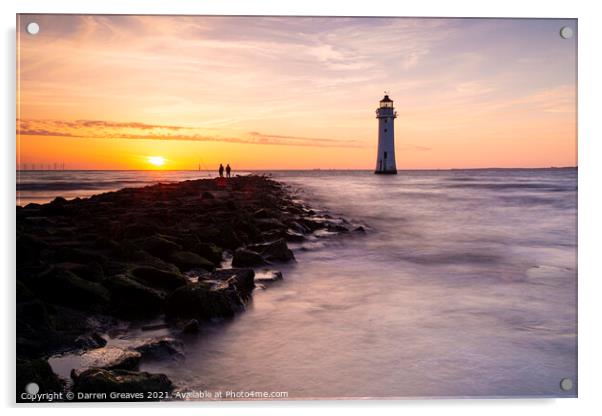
<box><xmin>131</xmin><ymin>267</ymin><xmax>188</xmax><ymax>292</ymax></box>
<box><xmin>207</xmin><ymin>268</ymin><xmax>256</xmax><ymax>299</ymax></box>
<box><xmin>121</xmin><ymin>222</ymin><xmax>158</xmax><ymax>239</ymax></box>
<box><xmin>248</xmin><ymin>238</ymin><xmax>295</xmax><ymax>263</ymax></box>
<box><xmin>134</xmin><ymin>235</ymin><xmax>182</xmax><ymax>258</ymax></box>
<box><xmin>53</xmin><ymin>247</ymin><xmax>107</xmax><ymax>264</ymax></box>
<box><xmin>354</xmin><ymin>225</ymin><xmax>366</xmax><ymax>233</ymax></box>
<box><xmin>232</xmin><ymin>248</ymin><xmax>265</xmax><ymax>267</ymax></box>
<box><xmin>134</xmin><ymin>337</ymin><xmax>184</xmax><ymax>361</ymax></box>
<box><xmin>104</xmin><ymin>274</ymin><xmax>165</xmax><ymax>316</ymax></box>
<box><xmin>289</xmin><ymin>221</ymin><xmax>311</xmax><ymax>234</ymax></box>
<box><xmin>194</xmin><ymin>242</ymin><xmax>223</xmax><ymax>265</ymax></box>
<box><xmin>181</xmin><ymin>319</ymin><xmax>201</xmax><ymax>334</ymax></box>
<box><xmin>31</xmin><ymin>268</ymin><xmax>110</xmax><ymax>310</ymax></box>
<box><xmin>299</xmin><ymin>218</ymin><xmax>324</xmax><ymax>231</ymax></box>
<box><xmin>254</xmin><ymin>270</ymin><xmax>283</xmax><ymax>284</ymax></box>
<box><xmin>71</xmin><ymin>346</ymin><xmax>141</xmax><ymax>378</ymax></box>
<box><xmin>285</xmin><ymin>229</ymin><xmax>305</xmax><ymax>242</ymax></box>
<box><xmin>169</xmin><ymin>251</ymin><xmax>215</xmax><ymax>272</ymax></box>
<box><xmin>72</xmin><ymin>368</ymin><xmax>172</xmax><ymax>398</ymax></box>
<box><xmin>216</xmin><ymin>226</ymin><xmax>243</xmax><ymax>250</ymax></box>
<box><xmin>255</xmin><ymin>218</ymin><xmax>286</xmax><ymax>232</ymax></box>
<box><xmin>165</xmin><ymin>281</ymin><xmax>245</xmax><ymax>320</ymax></box>
<box><xmin>69</xmin><ymin>262</ymin><xmax>105</xmax><ymax>282</ymax></box>
<box><xmin>326</xmin><ymin>223</ymin><xmax>350</xmax><ymax>233</ymax></box>
<box><xmin>74</xmin><ymin>333</ymin><xmax>107</xmax><ymax>350</ymax></box>
<box><xmin>253</xmin><ymin>208</ymin><xmax>276</xmax><ymax>219</ymax></box>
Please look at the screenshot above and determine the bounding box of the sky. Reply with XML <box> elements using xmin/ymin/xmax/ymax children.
<box><xmin>17</xmin><ymin>15</ymin><xmax>577</xmax><ymax>170</ymax></box>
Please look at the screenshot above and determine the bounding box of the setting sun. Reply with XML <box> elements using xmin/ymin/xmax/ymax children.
<box><xmin>147</xmin><ymin>156</ymin><xmax>165</xmax><ymax>167</ymax></box>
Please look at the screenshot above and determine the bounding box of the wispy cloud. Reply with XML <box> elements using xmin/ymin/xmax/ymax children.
<box><xmin>16</xmin><ymin>15</ymin><xmax>577</xmax><ymax>168</ymax></box>
<box><xmin>17</xmin><ymin>119</ymin><xmax>366</xmax><ymax>148</ymax></box>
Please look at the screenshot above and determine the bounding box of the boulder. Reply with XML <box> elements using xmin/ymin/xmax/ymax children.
<box><xmin>248</xmin><ymin>238</ymin><xmax>295</xmax><ymax>263</ymax></box>
<box><xmin>254</xmin><ymin>218</ymin><xmax>286</xmax><ymax>232</ymax></box>
<box><xmin>74</xmin><ymin>332</ymin><xmax>107</xmax><ymax>350</ymax></box>
<box><xmin>71</xmin><ymin>346</ymin><xmax>141</xmax><ymax>378</ymax></box>
<box><xmin>72</xmin><ymin>368</ymin><xmax>173</xmax><ymax>398</ymax></box>
<box><xmin>232</xmin><ymin>248</ymin><xmax>265</xmax><ymax>267</ymax></box>
<box><xmin>194</xmin><ymin>242</ymin><xmax>223</xmax><ymax>265</ymax></box>
<box><xmin>133</xmin><ymin>337</ymin><xmax>184</xmax><ymax>361</ymax></box>
<box><xmin>215</xmin><ymin>226</ymin><xmax>243</xmax><ymax>250</ymax></box>
<box><xmin>134</xmin><ymin>235</ymin><xmax>182</xmax><ymax>258</ymax></box>
<box><xmin>169</xmin><ymin>251</ymin><xmax>215</xmax><ymax>272</ymax></box>
<box><xmin>208</xmin><ymin>268</ymin><xmax>255</xmax><ymax>299</ymax></box>
<box><xmin>104</xmin><ymin>274</ymin><xmax>165</xmax><ymax>316</ymax></box>
<box><xmin>165</xmin><ymin>270</ymin><xmax>254</xmax><ymax>320</ymax></box>
<box><xmin>121</xmin><ymin>222</ymin><xmax>158</xmax><ymax>239</ymax></box>
<box><xmin>69</xmin><ymin>262</ymin><xmax>105</xmax><ymax>282</ymax></box>
<box><xmin>181</xmin><ymin>319</ymin><xmax>201</xmax><ymax>334</ymax></box>
<box><xmin>130</xmin><ymin>267</ymin><xmax>188</xmax><ymax>291</ymax></box>
<box><xmin>326</xmin><ymin>223</ymin><xmax>350</xmax><ymax>233</ymax></box>
<box><xmin>31</xmin><ymin>268</ymin><xmax>110</xmax><ymax>309</ymax></box>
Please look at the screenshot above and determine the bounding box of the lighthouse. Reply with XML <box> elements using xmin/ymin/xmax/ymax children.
<box><xmin>374</xmin><ymin>94</ymin><xmax>398</xmax><ymax>174</ymax></box>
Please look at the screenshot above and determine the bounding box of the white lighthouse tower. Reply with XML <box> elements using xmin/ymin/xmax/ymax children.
<box><xmin>374</xmin><ymin>94</ymin><xmax>398</xmax><ymax>174</ymax></box>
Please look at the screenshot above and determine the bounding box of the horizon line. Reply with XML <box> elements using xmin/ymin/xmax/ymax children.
<box><xmin>15</xmin><ymin>166</ymin><xmax>578</xmax><ymax>172</ymax></box>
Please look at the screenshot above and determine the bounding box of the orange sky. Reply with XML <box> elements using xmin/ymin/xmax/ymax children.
<box><xmin>17</xmin><ymin>15</ymin><xmax>577</xmax><ymax>170</ymax></box>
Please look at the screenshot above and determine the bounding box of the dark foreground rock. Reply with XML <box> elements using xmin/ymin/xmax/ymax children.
<box><xmin>165</xmin><ymin>268</ymin><xmax>255</xmax><ymax>320</ymax></box>
<box><xmin>72</xmin><ymin>368</ymin><xmax>173</xmax><ymax>400</ymax></box>
<box><xmin>133</xmin><ymin>337</ymin><xmax>184</xmax><ymax>362</ymax></box>
<box><xmin>17</xmin><ymin>358</ymin><xmax>63</xmax><ymax>400</ymax></box>
<box><xmin>16</xmin><ymin>175</ymin><xmax>362</xmax><ymax>399</ymax></box>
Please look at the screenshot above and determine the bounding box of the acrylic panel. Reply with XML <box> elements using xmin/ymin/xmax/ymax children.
<box><xmin>16</xmin><ymin>14</ymin><xmax>577</xmax><ymax>402</ymax></box>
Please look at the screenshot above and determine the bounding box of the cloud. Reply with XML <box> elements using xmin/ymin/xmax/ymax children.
<box><xmin>16</xmin><ymin>119</ymin><xmax>366</xmax><ymax>148</ymax></box>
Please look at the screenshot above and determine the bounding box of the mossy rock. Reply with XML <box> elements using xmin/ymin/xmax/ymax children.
<box><xmin>31</xmin><ymin>269</ymin><xmax>110</xmax><ymax>309</ymax></box>
<box><xmin>232</xmin><ymin>248</ymin><xmax>265</xmax><ymax>267</ymax></box>
<box><xmin>194</xmin><ymin>242</ymin><xmax>223</xmax><ymax>265</ymax></box>
<box><xmin>133</xmin><ymin>235</ymin><xmax>182</xmax><ymax>258</ymax></box>
<box><xmin>169</xmin><ymin>251</ymin><xmax>214</xmax><ymax>272</ymax></box>
<box><xmin>165</xmin><ymin>269</ymin><xmax>254</xmax><ymax>320</ymax></box>
<box><xmin>130</xmin><ymin>267</ymin><xmax>188</xmax><ymax>291</ymax></box>
<box><xmin>72</xmin><ymin>368</ymin><xmax>172</xmax><ymax>399</ymax></box>
<box><xmin>104</xmin><ymin>274</ymin><xmax>165</xmax><ymax>317</ymax></box>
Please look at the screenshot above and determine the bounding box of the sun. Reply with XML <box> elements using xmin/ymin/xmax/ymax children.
<box><xmin>147</xmin><ymin>156</ymin><xmax>165</xmax><ymax>167</ymax></box>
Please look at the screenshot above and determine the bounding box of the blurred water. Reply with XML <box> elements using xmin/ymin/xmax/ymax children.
<box><xmin>28</xmin><ymin>169</ymin><xmax>577</xmax><ymax>398</ymax></box>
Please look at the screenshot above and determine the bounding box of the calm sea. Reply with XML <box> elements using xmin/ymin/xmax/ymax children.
<box><xmin>25</xmin><ymin>168</ymin><xmax>577</xmax><ymax>398</ymax></box>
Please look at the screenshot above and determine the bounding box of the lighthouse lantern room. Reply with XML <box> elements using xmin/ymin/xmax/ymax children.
<box><xmin>374</xmin><ymin>94</ymin><xmax>398</xmax><ymax>174</ymax></box>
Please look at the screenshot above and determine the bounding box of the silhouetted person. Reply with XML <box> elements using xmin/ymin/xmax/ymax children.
<box><xmin>218</xmin><ymin>163</ymin><xmax>224</xmax><ymax>178</ymax></box>
<box><xmin>226</xmin><ymin>164</ymin><xmax>232</xmax><ymax>178</ymax></box>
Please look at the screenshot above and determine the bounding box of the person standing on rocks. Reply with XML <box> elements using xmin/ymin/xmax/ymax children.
<box><xmin>226</xmin><ymin>164</ymin><xmax>232</xmax><ymax>178</ymax></box>
<box><xmin>218</xmin><ymin>163</ymin><xmax>224</xmax><ymax>178</ymax></box>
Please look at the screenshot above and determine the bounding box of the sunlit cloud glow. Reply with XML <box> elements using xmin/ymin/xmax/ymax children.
<box><xmin>17</xmin><ymin>15</ymin><xmax>576</xmax><ymax>169</ymax></box>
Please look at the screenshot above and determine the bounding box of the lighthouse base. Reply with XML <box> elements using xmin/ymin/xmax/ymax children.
<box><xmin>374</xmin><ymin>170</ymin><xmax>397</xmax><ymax>175</ymax></box>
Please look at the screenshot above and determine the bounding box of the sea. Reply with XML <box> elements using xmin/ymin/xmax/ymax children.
<box><xmin>20</xmin><ymin>168</ymin><xmax>577</xmax><ymax>398</ymax></box>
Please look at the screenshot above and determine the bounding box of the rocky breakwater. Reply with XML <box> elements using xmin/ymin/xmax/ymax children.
<box><xmin>16</xmin><ymin>175</ymin><xmax>363</xmax><ymax>401</ymax></box>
